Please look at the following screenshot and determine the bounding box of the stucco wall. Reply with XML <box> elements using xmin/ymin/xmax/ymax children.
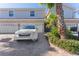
<box><xmin>62</xmin><ymin>5</ymin><xmax>75</xmax><ymax>19</ymax></box>
<box><xmin>0</xmin><ymin>8</ymin><xmax>45</xmax><ymax>19</ymax></box>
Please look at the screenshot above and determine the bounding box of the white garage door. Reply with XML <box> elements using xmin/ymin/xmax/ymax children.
<box><xmin>0</xmin><ymin>23</ymin><xmax>18</xmax><ymax>34</ymax></box>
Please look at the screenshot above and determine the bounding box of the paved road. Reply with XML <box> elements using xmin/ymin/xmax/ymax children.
<box><xmin>0</xmin><ymin>34</ymin><xmax>73</xmax><ymax>56</ymax></box>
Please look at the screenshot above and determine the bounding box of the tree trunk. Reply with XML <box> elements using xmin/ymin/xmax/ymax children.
<box><xmin>56</xmin><ymin>3</ymin><xmax>66</xmax><ymax>39</ymax></box>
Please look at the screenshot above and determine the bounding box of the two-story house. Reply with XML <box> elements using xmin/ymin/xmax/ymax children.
<box><xmin>0</xmin><ymin>4</ymin><xmax>45</xmax><ymax>34</ymax></box>
<box><xmin>0</xmin><ymin>3</ymin><xmax>78</xmax><ymax>34</ymax></box>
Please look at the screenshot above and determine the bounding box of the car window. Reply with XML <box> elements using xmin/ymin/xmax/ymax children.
<box><xmin>23</xmin><ymin>25</ymin><xmax>35</xmax><ymax>29</ymax></box>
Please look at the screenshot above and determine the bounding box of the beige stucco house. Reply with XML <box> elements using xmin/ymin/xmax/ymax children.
<box><xmin>0</xmin><ymin>3</ymin><xmax>78</xmax><ymax>34</ymax></box>
<box><xmin>0</xmin><ymin>8</ymin><xmax>45</xmax><ymax>33</ymax></box>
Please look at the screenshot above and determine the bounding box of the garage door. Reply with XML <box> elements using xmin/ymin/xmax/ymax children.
<box><xmin>0</xmin><ymin>23</ymin><xmax>19</xmax><ymax>34</ymax></box>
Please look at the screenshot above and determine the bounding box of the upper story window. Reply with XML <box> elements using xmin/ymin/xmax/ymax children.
<box><xmin>30</xmin><ymin>11</ymin><xmax>35</xmax><ymax>17</ymax></box>
<box><xmin>9</xmin><ymin>10</ymin><xmax>14</xmax><ymax>17</ymax></box>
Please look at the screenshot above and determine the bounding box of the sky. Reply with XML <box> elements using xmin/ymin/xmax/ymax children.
<box><xmin>0</xmin><ymin>3</ymin><xmax>44</xmax><ymax>8</ymax></box>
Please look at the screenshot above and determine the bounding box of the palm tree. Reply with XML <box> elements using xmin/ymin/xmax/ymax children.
<box><xmin>45</xmin><ymin>3</ymin><xmax>55</xmax><ymax>18</ymax></box>
<box><xmin>40</xmin><ymin>3</ymin><xmax>55</xmax><ymax>32</ymax></box>
<box><xmin>40</xmin><ymin>3</ymin><xmax>66</xmax><ymax>39</ymax></box>
<box><xmin>45</xmin><ymin>13</ymin><xmax>57</xmax><ymax>32</ymax></box>
<box><xmin>56</xmin><ymin>3</ymin><xmax>66</xmax><ymax>39</ymax></box>
<box><xmin>39</xmin><ymin>3</ymin><xmax>55</xmax><ymax>18</ymax></box>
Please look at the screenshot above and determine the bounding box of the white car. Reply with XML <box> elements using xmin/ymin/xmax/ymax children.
<box><xmin>15</xmin><ymin>25</ymin><xmax>38</xmax><ymax>41</ymax></box>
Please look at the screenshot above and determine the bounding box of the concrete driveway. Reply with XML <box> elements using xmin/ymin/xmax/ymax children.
<box><xmin>0</xmin><ymin>33</ymin><xmax>73</xmax><ymax>56</ymax></box>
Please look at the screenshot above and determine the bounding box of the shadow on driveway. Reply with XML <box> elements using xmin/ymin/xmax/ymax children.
<box><xmin>0</xmin><ymin>33</ymin><xmax>57</xmax><ymax>56</ymax></box>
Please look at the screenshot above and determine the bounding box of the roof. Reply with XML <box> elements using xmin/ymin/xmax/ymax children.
<box><xmin>0</xmin><ymin>3</ymin><xmax>45</xmax><ymax>8</ymax></box>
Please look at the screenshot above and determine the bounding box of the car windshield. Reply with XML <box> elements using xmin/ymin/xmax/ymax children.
<box><xmin>23</xmin><ymin>25</ymin><xmax>35</xmax><ymax>29</ymax></box>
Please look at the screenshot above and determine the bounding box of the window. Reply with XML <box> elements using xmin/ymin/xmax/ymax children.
<box><xmin>30</xmin><ymin>11</ymin><xmax>35</xmax><ymax>16</ymax></box>
<box><xmin>9</xmin><ymin>10</ymin><xmax>14</xmax><ymax>17</ymax></box>
<box><xmin>23</xmin><ymin>25</ymin><xmax>35</xmax><ymax>29</ymax></box>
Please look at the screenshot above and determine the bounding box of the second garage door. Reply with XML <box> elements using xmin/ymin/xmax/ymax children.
<box><xmin>0</xmin><ymin>23</ymin><xmax>19</xmax><ymax>34</ymax></box>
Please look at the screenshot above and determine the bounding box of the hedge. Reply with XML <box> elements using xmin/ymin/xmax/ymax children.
<box><xmin>47</xmin><ymin>33</ymin><xmax>79</xmax><ymax>54</ymax></box>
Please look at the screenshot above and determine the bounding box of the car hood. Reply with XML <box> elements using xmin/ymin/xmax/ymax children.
<box><xmin>15</xmin><ymin>29</ymin><xmax>37</xmax><ymax>34</ymax></box>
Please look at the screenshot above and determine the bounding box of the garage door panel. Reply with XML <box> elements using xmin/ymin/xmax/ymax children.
<box><xmin>0</xmin><ymin>23</ymin><xmax>18</xmax><ymax>34</ymax></box>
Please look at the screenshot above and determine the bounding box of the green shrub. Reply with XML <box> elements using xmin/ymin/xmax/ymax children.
<box><xmin>66</xmin><ymin>29</ymin><xmax>78</xmax><ymax>40</ymax></box>
<box><xmin>66</xmin><ymin>29</ymin><xmax>73</xmax><ymax>39</ymax></box>
<box><xmin>47</xmin><ymin>25</ymin><xmax>79</xmax><ymax>54</ymax></box>
<box><xmin>50</xmin><ymin>27</ymin><xmax>60</xmax><ymax>39</ymax></box>
<box><xmin>47</xmin><ymin>33</ymin><xmax>79</xmax><ymax>54</ymax></box>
